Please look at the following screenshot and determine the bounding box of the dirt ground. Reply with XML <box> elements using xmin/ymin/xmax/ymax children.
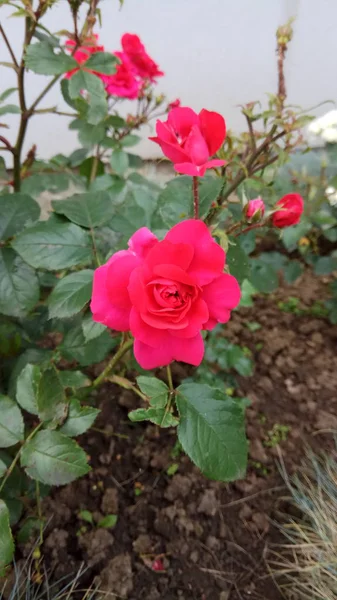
<box><xmin>4</xmin><ymin>270</ymin><xmax>337</xmax><ymax>600</ymax></box>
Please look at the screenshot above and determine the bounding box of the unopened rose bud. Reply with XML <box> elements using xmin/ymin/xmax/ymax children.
<box><xmin>245</xmin><ymin>198</ymin><xmax>265</xmax><ymax>222</ymax></box>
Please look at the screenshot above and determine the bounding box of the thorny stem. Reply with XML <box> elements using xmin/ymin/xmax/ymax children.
<box><xmin>0</xmin><ymin>423</ymin><xmax>43</xmax><ymax>495</ymax></box>
<box><xmin>93</xmin><ymin>338</ymin><xmax>134</xmax><ymax>388</ymax></box>
<box><xmin>192</xmin><ymin>176</ymin><xmax>199</xmax><ymax>219</ymax></box>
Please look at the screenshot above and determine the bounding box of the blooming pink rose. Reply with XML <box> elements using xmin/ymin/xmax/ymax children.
<box><xmin>65</xmin><ymin>35</ymin><xmax>105</xmax><ymax>79</ymax></box>
<box><xmin>91</xmin><ymin>220</ymin><xmax>240</xmax><ymax>369</ymax></box>
<box><xmin>149</xmin><ymin>107</ymin><xmax>226</xmax><ymax>176</ymax></box>
<box><xmin>121</xmin><ymin>33</ymin><xmax>164</xmax><ymax>81</ymax></box>
<box><xmin>101</xmin><ymin>52</ymin><xmax>141</xmax><ymax>99</ymax></box>
<box><xmin>246</xmin><ymin>197</ymin><xmax>265</xmax><ymax>220</ymax></box>
<box><xmin>272</xmin><ymin>193</ymin><xmax>304</xmax><ymax>228</ymax></box>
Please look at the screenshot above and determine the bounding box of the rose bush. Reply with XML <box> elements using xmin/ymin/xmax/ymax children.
<box><xmin>91</xmin><ymin>220</ymin><xmax>240</xmax><ymax>368</ymax></box>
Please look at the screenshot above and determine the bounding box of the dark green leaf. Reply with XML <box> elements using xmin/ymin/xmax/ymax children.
<box><xmin>120</xmin><ymin>134</ymin><xmax>140</xmax><ymax>147</ymax></box>
<box><xmin>0</xmin><ymin>500</ymin><xmax>14</xmax><ymax>571</ymax></box>
<box><xmin>176</xmin><ymin>383</ymin><xmax>248</xmax><ymax>481</ymax></box>
<box><xmin>226</xmin><ymin>239</ymin><xmax>250</xmax><ymax>284</ymax></box>
<box><xmin>68</xmin><ymin>148</ymin><xmax>89</xmax><ymax>167</ymax></box>
<box><xmin>82</xmin><ymin>312</ymin><xmax>106</xmax><ymax>342</ymax></box>
<box><xmin>58</xmin><ymin>370</ymin><xmax>91</xmax><ymax>389</ymax></box>
<box><xmin>17</xmin><ymin>517</ymin><xmax>42</xmax><ymax>544</ymax></box>
<box><xmin>21</xmin><ymin>430</ymin><xmax>90</xmax><ymax>485</ymax></box>
<box><xmin>250</xmin><ymin>259</ymin><xmax>278</xmax><ymax>293</ymax></box>
<box><xmin>25</xmin><ymin>41</ymin><xmax>77</xmax><ymax>75</ymax></box>
<box><xmin>136</xmin><ymin>376</ymin><xmax>169</xmax><ymax>408</ymax></box>
<box><xmin>69</xmin><ymin>70</ymin><xmax>107</xmax><ymax>125</ymax></box>
<box><xmin>52</xmin><ymin>191</ymin><xmax>114</xmax><ymax>228</ymax></box>
<box><xmin>314</xmin><ymin>255</ymin><xmax>337</xmax><ymax>275</ymax></box>
<box><xmin>199</xmin><ymin>175</ymin><xmax>223</xmax><ymax>218</ymax></box>
<box><xmin>283</xmin><ymin>260</ymin><xmax>304</xmax><ymax>283</ymax></box>
<box><xmin>0</xmin><ymin>248</ymin><xmax>39</xmax><ymax>317</ymax></box>
<box><xmin>60</xmin><ymin>326</ymin><xmax>117</xmax><ymax>366</ymax></box>
<box><xmin>48</xmin><ymin>269</ymin><xmax>93</xmax><ymax>319</ymax></box>
<box><xmin>85</xmin><ymin>52</ymin><xmax>117</xmax><ymax>74</ymax></box>
<box><xmin>37</xmin><ymin>367</ymin><xmax>67</xmax><ymax>427</ymax></box>
<box><xmin>110</xmin><ymin>149</ymin><xmax>129</xmax><ymax>177</ymax></box>
<box><xmin>59</xmin><ymin>398</ymin><xmax>99</xmax><ymax>437</ymax></box>
<box><xmin>79</xmin><ymin>156</ymin><xmax>104</xmax><ymax>181</ymax></box>
<box><xmin>282</xmin><ymin>220</ymin><xmax>312</xmax><ymax>251</ymax></box>
<box><xmin>5</xmin><ymin>498</ymin><xmax>23</xmax><ymax>526</ymax></box>
<box><xmin>16</xmin><ymin>363</ymin><xmax>41</xmax><ymax>415</ymax></box>
<box><xmin>156</xmin><ymin>176</ymin><xmax>192</xmax><ymax>227</ymax></box>
<box><xmin>106</xmin><ymin>115</ymin><xmax>126</xmax><ymax>128</ymax></box>
<box><xmin>0</xmin><ymin>395</ymin><xmax>24</xmax><ymax>448</ymax></box>
<box><xmin>128</xmin><ymin>407</ymin><xmax>179</xmax><ymax>428</ymax></box>
<box><xmin>12</xmin><ymin>221</ymin><xmax>92</xmax><ymax>270</ymax></box>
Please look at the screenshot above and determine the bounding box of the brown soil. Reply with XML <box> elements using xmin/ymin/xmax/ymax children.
<box><xmin>6</xmin><ymin>271</ymin><xmax>337</xmax><ymax>600</ymax></box>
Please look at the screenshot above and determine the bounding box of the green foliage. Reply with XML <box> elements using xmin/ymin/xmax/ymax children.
<box><xmin>176</xmin><ymin>383</ymin><xmax>248</xmax><ymax>481</ymax></box>
<box><xmin>52</xmin><ymin>191</ymin><xmax>115</xmax><ymax>228</ymax></box>
<box><xmin>0</xmin><ymin>396</ymin><xmax>24</xmax><ymax>448</ymax></box>
<box><xmin>60</xmin><ymin>399</ymin><xmax>99</xmax><ymax>437</ymax></box>
<box><xmin>0</xmin><ymin>193</ymin><xmax>40</xmax><ymax>240</ymax></box>
<box><xmin>0</xmin><ymin>248</ymin><xmax>39</xmax><ymax>317</ymax></box>
<box><xmin>0</xmin><ymin>500</ymin><xmax>14</xmax><ymax>571</ymax></box>
<box><xmin>25</xmin><ymin>41</ymin><xmax>77</xmax><ymax>75</ymax></box>
<box><xmin>47</xmin><ymin>269</ymin><xmax>93</xmax><ymax>318</ymax></box>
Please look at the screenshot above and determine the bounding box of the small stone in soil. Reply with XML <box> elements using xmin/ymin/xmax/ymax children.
<box><xmin>96</xmin><ymin>553</ymin><xmax>133</xmax><ymax>597</ymax></box>
<box><xmin>101</xmin><ymin>487</ymin><xmax>119</xmax><ymax>514</ymax></box>
<box><xmin>197</xmin><ymin>489</ymin><xmax>219</xmax><ymax>516</ymax></box>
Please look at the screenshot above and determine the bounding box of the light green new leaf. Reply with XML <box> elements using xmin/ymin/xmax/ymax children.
<box><xmin>12</xmin><ymin>221</ymin><xmax>92</xmax><ymax>270</ymax></box>
<box><xmin>0</xmin><ymin>248</ymin><xmax>39</xmax><ymax>318</ymax></box>
<box><xmin>21</xmin><ymin>430</ymin><xmax>90</xmax><ymax>485</ymax></box>
<box><xmin>110</xmin><ymin>149</ymin><xmax>129</xmax><ymax>176</ymax></box>
<box><xmin>48</xmin><ymin>269</ymin><xmax>93</xmax><ymax>319</ymax></box>
<box><xmin>176</xmin><ymin>383</ymin><xmax>248</xmax><ymax>481</ymax></box>
<box><xmin>0</xmin><ymin>395</ymin><xmax>24</xmax><ymax>448</ymax></box>
<box><xmin>136</xmin><ymin>376</ymin><xmax>169</xmax><ymax>408</ymax></box>
<box><xmin>0</xmin><ymin>500</ymin><xmax>14</xmax><ymax>571</ymax></box>
<box><xmin>37</xmin><ymin>367</ymin><xmax>68</xmax><ymax>427</ymax></box>
<box><xmin>128</xmin><ymin>407</ymin><xmax>178</xmax><ymax>428</ymax></box>
<box><xmin>0</xmin><ymin>193</ymin><xmax>40</xmax><ymax>241</ymax></box>
<box><xmin>82</xmin><ymin>312</ymin><xmax>106</xmax><ymax>342</ymax></box>
<box><xmin>0</xmin><ymin>104</ymin><xmax>20</xmax><ymax>116</ymax></box>
<box><xmin>25</xmin><ymin>41</ymin><xmax>77</xmax><ymax>75</ymax></box>
<box><xmin>59</xmin><ymin>398</ymin><xmax>100</xmax><ymax>437</ymax></box>
<box><xmin>16</xmin><ymin>363</ymin><xmax>41</xmax><ymax>415</ymax></box>
<box><xmin>52</xmin><ymin>191</ymin><xmax>115</xmax><ymax>228</ymax></box>
<box><xmin>85</xmin><ymin>52</ymin><xmax>118</xmax><ymax>74</ymax></box>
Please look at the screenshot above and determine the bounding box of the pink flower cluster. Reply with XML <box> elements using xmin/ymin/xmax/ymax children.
<box><xmin>91</xmin><ymin>220</ymin><xmax>240</xmax><ymax>369</ymax></box>
<box><xmin>65</xmin><ymin>33</ymin><xmax>163</xmax><ymax>99</ymax></box>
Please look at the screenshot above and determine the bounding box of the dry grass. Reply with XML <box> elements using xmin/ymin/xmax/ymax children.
<box><xmin>268</xmin><ymin>446</ymin><xmax>337</xmax><ymax>599</ymax></box>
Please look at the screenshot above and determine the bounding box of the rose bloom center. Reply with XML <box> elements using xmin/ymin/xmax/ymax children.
<box><xmin>147</xmin><ymin>278</ymin><xmax>197</xmax><ymax>318</ymax></box>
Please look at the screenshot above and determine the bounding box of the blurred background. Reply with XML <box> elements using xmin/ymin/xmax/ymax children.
<box><xmin>1</xmin><ymin>0</ymin><xmax>337</xmax><ymax>161</ymax></box>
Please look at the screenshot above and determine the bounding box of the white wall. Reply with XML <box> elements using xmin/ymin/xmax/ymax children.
<box><xmin>0</xmin><ymin>0</ymin><xmax>336</xmax><ymax>163</ymax></box>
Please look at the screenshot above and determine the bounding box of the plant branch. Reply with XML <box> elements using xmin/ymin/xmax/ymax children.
<box><xmin>0</xmin><ymin>422</ymin><xmax>43</xmax><ymax>495</ymax></box>
<box><xmin>166</xmin><ymin>365</ymin><xmax>174</xmax><ymax>392</ymax></box>
<box><xmin>0</xmin><ymin>136</ymin><xmax>14</xmax><ymax>153</ymax></box>
<box><xmin>93</xmin><ymin>338</ymin><xmax>134</xmax><ymax>388</ymax></box>
<box><xmin>0</xmin><ymin>23</ymin><xmax>19</xmax><ymax>68</ymax></box>
<box><xmin>192</xmin><ymin>176</ymin><xmax>199</xmax><ymax>219</ymax></box>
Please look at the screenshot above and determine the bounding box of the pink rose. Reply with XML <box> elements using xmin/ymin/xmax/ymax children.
<box><xmin>245</xmin><ymin>197</ymin><xmax>265</xmax><ymax>220</ymax></box>
<box><xmin>272</xmin><ymin>193</ymin><xmax>304</xmax><ymax>228</ymax></box>
<box><xmin>91</xmin><ymin>220</ymin><xmax>240</xmax><ymax>369</ymax></box>
<box><xmin>101</xmin><ymin>52</ymin><xmax>141</xmax><ymax>99</ymax></box>
<box><xmin>167</xmin><ymin>98</ymin><xmax>181</xmax><ymax>111</ymax></box>
<box><xmin>65</xmin><ymin>35</ymin><xmax>105</xmax><ymax>79</ymax></box>
<box><xmin>149</xmin><ymin>106</ymin><xmax>226</xmax><ymax>176</ymax></box>
<box><xmin>121</xmin><ymin>33</ymin><xmax>164</xmax><ymax>81</ymax></box>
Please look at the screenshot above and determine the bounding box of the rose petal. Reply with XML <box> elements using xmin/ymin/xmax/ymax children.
<box><xmin>128</xmin><ymin>227</ymin><xmax>158</xmax><ymax>258</ymax></box>
<box><xmin>133</xmin><ymin>332</ymin><xmax>204</xmax><ymax>369</ymax></box>
<box><xmin>145</xmin><ymin>240</ymin><xmax>194</xmax><ymax>271</ymax></box>
<box><xmin>202</xmin><ymin>273</ymin><xmax>241</xmax><ymax>323</ymax></box>
<box><xmin>106</xmin><ymin>253</ymin><xmax>139</xmax><ymax>308</ymax></box>
<box><xmin>184</xmin><ymin>125</ymin><xmax>210</xmax><ymax>165</ymax></box>
<box><xmin>199</xmin><ymin>109</ymin><xmax>226</xmax><ymax>155</ymax></box>
<box><xmin>174</xmin><ymin>162</ymin><xmax>201</xmax><ymax>176</ymax></box>
<box><xmin>91</xmin><ymin>265</ymin><xmax>130</xmax><ymax>330</ymax></box>
<box><xmin>167</xmin><ymin>106</ymin><xmax>199</xmax><ymax>138</ymax></box>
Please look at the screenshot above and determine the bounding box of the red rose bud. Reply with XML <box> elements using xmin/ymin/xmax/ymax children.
<box><xmin>167</xmin><ymin>98</ymin><xmax>181</xmax><ymax>111</ymax></box>
<box><xmin>149</xmin><ymin>106</ymin><xmax>226</xmax><ymax>177</ymax></box>
<box><xmin>272</xmin><ymin>193</ymin><xmax>304</xmax><ymax>228</ymax></box>
<box><xmin>245</xmin><ymin>197</ymin><xmax>265</xmax><ymax>222</ymax></box>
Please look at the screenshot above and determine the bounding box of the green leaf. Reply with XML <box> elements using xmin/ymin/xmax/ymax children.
<box><xmin>21</xmin><ymin>430</ymin><xmax>90</xmax><ymax>485</ymax></box>
<box><xmin>110</xmin><ymin>149</ymin><xmax>129</xmax><ymax>176</ymax></box>
<box><xmin>37</xmin><ymin>367</ymin><xmax>67</xmax><ymax>427</ymax></box>
<box><xmin>0</xmin><ymin>500</ymin><xmax>14</xmax><ymax>571</ymax></box>
<box><xmin>25</xmin><ymin>41</ymin><xmax>77</xmax><ymax>75</ymax></box>
<box><xmin>98</xmin><ymin>514</ymin><xmax>118</xmax><ymax>528</ymax></box>
<box><xmin>0</xmin><ymin>456</ymin><xmax>6</xmax><ymax>478</ymax></box>
<box><xmin>199</xmin><ymin>175</ymin><xmax>223</xmax><ymax>217</ymax></box>
<box><xmin>136</xmin><ymin>376</ymin><xmax>169</xmax><ymax>408</ymax></box>
<box><xmin>58</xmin><ymin>370</ymin><xmax>91</xmax><ymax>389</ymax></box>
<box><xmin>12</xmin><ymin>221</ymin><xmax>92</xmax><ymax>270</ymax></box>
<box><xmin>0</xmin><ymin>248</ymin><xmax>39</xmax><ymax>317</ymax></box>
<box><xmin>17</xmin><ymin>517</ymin><xmax>42</xmax><ymax>544</ymax></box>
<box><xmin>156</xmin><ymin>176</ymin><xmax>192</xmax><ymax>227</ymax></box>
<box><xmin>82</xmin><ymin>312</ymin><xmax>106</xmax><ymax>342</ymax></box>
<box><xmin>52</xmin><ymin>191</ymin><xmax>114</xmax><ymax>228</ymax></box>
<box><xmin>69</xmin><ymin>70</ymin><xmax>107</xmax><ymax>125</ymax></box>
<box><xmin>79</xmin><ymin>156</ymin><xmax>104</xmax><ymax>182</ymax></box>
<box><xmin>0</xmin><ymin>193</ymin><xmax>40</xmax><ymax>240</ymax></box>
<box><xmin>283</xmin><ymin>260</ymin><xmax>304</xmax><ymax>283</ymax></box>
<box><xmin>239</xmin><ymin>279</ymin><xmax>257</xmax><ymax>307</ymax></box>
<box><xmin>106</xmin><ymin>115</ymin><xmax>126</xmax><ymax>128</ymax></box>
<box><xmin>250</xmin><ymin>259</ymin><xmax>278</xmax><ymax>293</ymax></box>
<box><xmin>314</xmin><ymin>255</ymin><xmax>337</xmax><ymax>275</ymax></box>
<box><xmin>60</xmin><ymin>326</ymin><xmax>117</xmax><ymax>366</ymax></box>
<box><xmin>59</xmin><ymin>398</ymin><xmax>99</xmax><ymax>437</ymax></box>
<box><xmin>78</xmin><ymin>122</ymin><xmax>106</xmax><ymax>147</ymax></box>
<box><xmin>0</xmin><ymin>395</ymin><xmax>24</xmax><ymax>448</ymax></box>
<box><xmin>282</xmin><ymin>219</ymin><xmax>312</xmax><ymax>251</ymax></box>
<box><xmin>48</xmin><ymin>269</ymin><xmax>93</xmax><ymax>319</ymax></box>
<box><xmin>120</xmin><ymin>134</ymin><xmax>140</xmax><ymax>147</ymax></box>
<box><xmin>78</xmin><ymin>510</ymin><xmax>93</xmax><ymax>524</ymax></box>
<box><xmin>85</xmin><ymin>52</ymin><xmax>117</xmax><ymax>74</ymax></box>
<box><xmin>226</xmin><ymin>238</ymin><xmax>250</xmax><ymax>284</ymax></box>
<box><xmin>0</xmin><ymin>87</ymin><xmax>17</xmax><ymax>102</ymax></box>
<box><xmin>128</xmin><ymin>407</ymin><xmax>179</xmax><ymax>428</ymax></box>
<box><xmin>16</xmin><ymin>363</ymin><xmax>41</xmax><ymax>415</ymax></box>
<box><xmin>176</xmin><ymin>383</ymin><xmax>248</xmax><ymax>481</ymax></box>
<box><xmin>0</xmin><ymin>104</ymin><xmax>20</xmax><ymax>116</ymax></box>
